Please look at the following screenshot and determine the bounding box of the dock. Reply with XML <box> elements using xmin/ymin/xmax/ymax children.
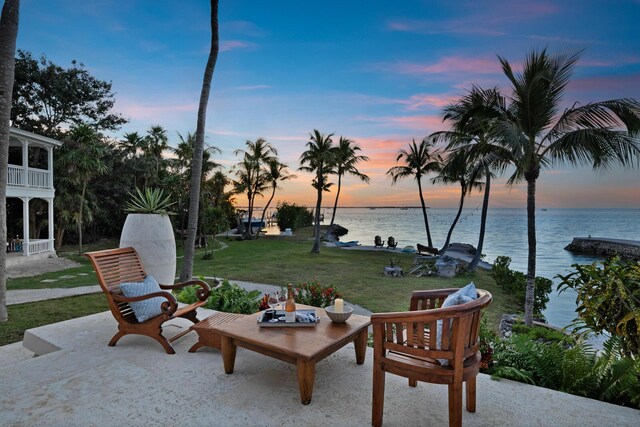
<box><xmin>565</xmin><ymin>237</ymin><xmax>640</xmax><ymax>260</ymax></box>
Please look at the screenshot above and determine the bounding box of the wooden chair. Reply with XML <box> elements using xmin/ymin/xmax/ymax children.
<box><xmin>387</xmin><ymin>236</ymin><xmax>398</xmax><ymax>249</ymax></box>
<box><xmin>371</xmin><ymin>288</ymin><xmax>492</xmax><ymax>427</ymax></box>
<box><xmin>374</xmin><ymin>235</ymin><xmax>385</xmax><ymax>248</ymax></box>
<box><xmin>417</xmin><ymin>243</ymin><xmax>439</xmax><ymax>256</ymax></box>
<box><xmin>85</xmin><ymin>247</ymin><xmax>210</xmax><ymax>354</ymax></box>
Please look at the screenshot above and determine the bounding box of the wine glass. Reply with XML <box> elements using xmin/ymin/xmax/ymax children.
<box><xmin>267</xmin><ymin>293</ymin><xmax>279</xmax><ymax>320</ymax></box>
<box><xmin>278</xmin><ymin>289</ymin><xmax>287</xmax><ymax>310</ymax></box>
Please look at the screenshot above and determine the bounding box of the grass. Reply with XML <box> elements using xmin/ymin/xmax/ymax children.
<box><xmin>0</xmin><ymin>294</ymin><xmax>108</xmax><ymax>346</ymax></box>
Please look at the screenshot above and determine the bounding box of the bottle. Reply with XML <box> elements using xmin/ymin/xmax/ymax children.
<box><xmin>285</xmin><ymin>283</ymin><xmax>296</xmax><ymax>323</ymax></box>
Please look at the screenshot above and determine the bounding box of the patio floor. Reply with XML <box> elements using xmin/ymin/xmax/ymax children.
<box><xmin>1</xmin><ymin>309</ymin><xmax>638</xmax><ymax>426</ymax></box>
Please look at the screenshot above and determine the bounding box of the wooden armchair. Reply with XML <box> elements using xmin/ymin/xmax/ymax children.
<box><xmin>371</xmin><ymin>288</ymin><xmax>492</xmax><ymax>427</ymax></box>
<box><xmin>85</xmin><ymin>247</ymin><xmax>210</xmax><ymax>354</ymax></box>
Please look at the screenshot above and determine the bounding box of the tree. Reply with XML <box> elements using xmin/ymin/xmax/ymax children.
<box><xmin>495</xmin><ymin>48</ymin><xmax>640</xmax><ymax>326</ymax></box>
<box><xmin>11</xmin><ymin>49</ymin><xmax>126</xmax><ymax>137</ymax></box>
<box><xmin>0</xmin><ymin>0</ymin><xmax>20</xmax><ymax>322</ymax></box>
<box><xmin>256</xmin><ymin>158</ymin><xmax>296</xmax><ymax>238</ymax></box>
<box><xmin>57</xmin><ymin>124</ymin><xmax>108</xmax><ymax>255</ymax></box>
<box><xmin>180</xmin><ymin>0</ymin><xmax>219</xmax><ymax>283</ymax></box>
<box><xmin>329</xmin><ymin>137</ymin><xmax>369</xmax><ymax>225</ymax></box>
<box><xmin>144</xmin><ymin>125</ymin><xmax>169</xmax><ymax>186</ymax></box>
<box><xmin>386</xmin><ymin>139</ymin><xmax>441</xmax><ymax>248</ymax></box>
<box><xmin>299</xmin><ymin>130</ymin><xmax>335</xmax><ymax>253</ymax></box>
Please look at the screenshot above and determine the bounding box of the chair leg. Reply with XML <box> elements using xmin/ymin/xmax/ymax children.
<box><xmin>108</xmin><ymin>330</ymin><xmax>125</xmax><ymax>347</ymax></box>
<box><xmin>151</xmin><ymin>332</ymin><xmax>176</xmax><ymax>354</ymax></box>
<box><xmin>408</xmin><ymin>378</ymin><xmax>417</xmax><ymax>387</ymax></box>
<box><xmin>372</xmin><ymin>364</ymin><xmax>385</xmax><ymax>427</ymax></box>
<box><xmin>448</xmin><ymin>382</ymin><xmax>463</xmax><ymax>427</ymax></box>
<box><xmin>466</xmin><ymin>376</ymin><xmax>476</xmax><ymax>412</ymax></box>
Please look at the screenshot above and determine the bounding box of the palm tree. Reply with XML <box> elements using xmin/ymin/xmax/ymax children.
<box><xmin>233</xmin><ymin>138</ymin><xmax>277</xmax><ymax>239</ymax></box>
<box><xmin>299</xmin><ymin>130</ymin><xmax>335</xmax><ymax>253</ymax></box>
<box><xmin>57</xmin><ymin>124</ymin><xmax>108</xmax><ymax>255</ymax></box>
<box><xmin>494</xmin><ymin>48</ymin><xmax>640</xmax><ymax>325</ymax></box>
<box><xmin>0</xmin><ymin>0</ymin><xmax>20</xmax><ymax>322</ymax></box>
<box><xmin>256</xmin><ymin>159</ymin><xmax>296</xmax><ymax>238</ymax></box>
<box><xmin>329</xmin><ymin>137</ymin><xmax>369</xmax><ymax>225</ymax></box>
<box><xmin>387</xmin><ymin>139</ymin><xmax>441</xmax><ymax>248</ymax></box>
<box><xmin>180</xmin><ymin>0</ymin><xmax>219</xmax><ymax>283</ymax></box>
<box><xmin>144</xmin><ymin>125</ymin><xmax>169</xmax><ymax>185</ymax></box>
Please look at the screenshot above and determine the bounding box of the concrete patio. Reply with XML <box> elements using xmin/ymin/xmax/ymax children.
<box><xmin>1</xmin><ymin>308</ymin><xmax>638</xmax><ymax>427</ymax></box>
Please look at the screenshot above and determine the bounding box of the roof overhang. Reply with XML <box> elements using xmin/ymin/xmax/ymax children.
<box><xmin>10</xmin><ymin>127</ymin><xmax>63</xmax><ymax>147</ymax></box>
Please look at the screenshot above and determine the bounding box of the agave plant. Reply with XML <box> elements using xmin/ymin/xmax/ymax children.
<box><xmin>125</xmin><ymin>188</ymin><xmax>176</xmax><ymax>215</ymax></box>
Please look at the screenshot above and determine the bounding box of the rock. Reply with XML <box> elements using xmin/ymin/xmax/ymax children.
<box><xmin>565</xmin><ymin>237</ymin><xmax>640</xmax><ymax>260</ymax></box>
<box><xmin>435</xmin><ymin>255</ymin><xmax>460</xmax><ymax>278</ymax></box>
<box><xmin>499</xmin><ymin>314</ymin><xmax>518</xmax><ymax>339</ymax></box>
<box><xmin>322</xmin><ymin>224</ymin><xmax>348</xmax><ymax>242</ymax></box>
<box><xmin>383</xmin><ymin>266</ymin><xmax>403</xmax><ymax>277</ymax></box>
<box><xmin>446</xmin><ymin>243</ymin><xmax>477</xmax><ymax>255</ymax></box>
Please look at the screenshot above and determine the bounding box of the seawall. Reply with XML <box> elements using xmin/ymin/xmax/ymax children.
<box><xmin>564</xmin><ymin>237</ymin><xmax>640</xmax><ymax>260</ymax></box>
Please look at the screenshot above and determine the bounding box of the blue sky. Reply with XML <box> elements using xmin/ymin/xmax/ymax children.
<box><xmin>16</xmin><ymin>0</ymin><xmax>640</xmax><ymax>208</ymax></box>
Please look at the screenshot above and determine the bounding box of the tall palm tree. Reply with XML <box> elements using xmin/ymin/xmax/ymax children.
<box><xmin>0</xmin><ymin>0</ymin><xmax>20</xmax><ymax>322</ymax></box>
<box><xmin>329</xmin><ymin>137</ymin><xmax>369</xmax><ymax>225</ymax></box>
<box><xmin>299</xmin><ymin>130</ymin><xmax>335</xmax><ymax>253</ymax></box>
<box><xmin>256</xmin><ymin>158</ymin><xmax>296</xmax><ymax>238</ymax></box>
<box><xmin>57</xmin><ymin>124</ymin><xmax>108</xmax><ymax>255</ymax></box>
<box><xmin>387</xmin><ymin>139</ymin><xmax>441</xmax><ymax>248</ymax></box>
<box><xmin>495</xmin><ymin>48</ymin><xmax>640</xmax><ymax>325</ymax></box>
<box><xmin>144</xmin><ymin>125</ymin><xmax>169</xmax><ymax>185</ymax></box>
<box><xmin>180</xmin><ymin>0</ymin><xmax>219</xmax><ymax>283</ymax></box>
<box><xmin>233</xmin><ymin>138</ymin><xmax>277</xmax><ymax>239</ymax></box>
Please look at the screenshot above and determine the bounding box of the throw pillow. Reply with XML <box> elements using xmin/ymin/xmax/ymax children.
<box><xmin>436</xmin><ymin>284</ymin><xmax>479</xmax><ymax>361</ymax></box>
<box><xmin>120</xmin><ymin>276</ymin><xmax>165</xmax><ymax>323</ymax></box>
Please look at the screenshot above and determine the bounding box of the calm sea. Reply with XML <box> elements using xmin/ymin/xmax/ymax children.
<box><xmin>325</xmin><ymin>207</ymin><xmax>640</xmax><ymax>328</ymax></box>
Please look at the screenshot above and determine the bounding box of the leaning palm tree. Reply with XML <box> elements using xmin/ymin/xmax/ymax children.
<box><xmin>256</xmin><ymin>159</ymin><xmax>296</xmax><ymax>238</ymax></box>
<box><xmin>387</xmin><ymin>139</ymin><xmax>442</xmax><ymax>248</ymax></box>
<box><xmin>494</xmin><ymin>48</ymin><xmax>640</xmax><ymax>325</ymax></box>
<box><xmin>299</xmin><ymin>130</ymin><xmax>335</xmax><ymax>253</ymax></box>
<box><xmin>180</xmin><ymin>0</ymin><xmax>219</xmax><ymax>283</ymax></box>
<box><xmin>329</xmin><ymin>137</ymin><xmax>370</xmax><ymax>225</ymax></box>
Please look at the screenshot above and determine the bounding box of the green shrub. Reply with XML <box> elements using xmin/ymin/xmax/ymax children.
<box><xmin>511</xmin><ymin>323</ymin><xmax>568</xmax><ymax>343</ymax></box>
<box><xmin>284</xmin><ymin>281</ymin><xmax>342</xmax><ymax>308</ymax></box>
<box><xmin>175</xmin><ymin>279</ymin><xmax>260</xmax><ymax>314</ymax></box>
<box><xmin>557</xmin><ymin>256</ymin><xmax>640</xmax><ymax>357</ymax></box>
<box><xmin>492</xmin><ymin>256</ymin><xmax>551</xmax><ymax>316</ymax></box>
<box><xmin>275</xmin><ymin>201</ymin><xmax>313</xmax><ymax>231</ymax></box>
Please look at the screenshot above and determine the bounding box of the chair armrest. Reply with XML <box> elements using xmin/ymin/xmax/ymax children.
<box><xmin>112</xmin><ymin>291</ymin><xmax>178</xmax><ymax>315</ymax></box>
<box><xmin>160</xmin><ymin>279</ymin><xmax>210</xmax><ymax>302</ymax></box>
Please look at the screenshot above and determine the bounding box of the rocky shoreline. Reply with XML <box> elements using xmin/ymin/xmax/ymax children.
<box><xmin>564</xmin><ymin>237</ymin><xmax>640</xmax><ymax>260</ymax></box>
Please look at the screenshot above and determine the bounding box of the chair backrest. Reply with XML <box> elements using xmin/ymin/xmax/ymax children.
<box><xmin>85</xmin><ymin>247</ymin><xmax>148</xmax><ymax>322</ymax></box>
<box><xmin>387</xmin><ymin>236</ymin><xmax>396</xmax><ymax>246</ymax></box>
<box><xmin>375</xmin><ymin>235</ymin><xmax>383</xmax><ymax>244</ymax></box>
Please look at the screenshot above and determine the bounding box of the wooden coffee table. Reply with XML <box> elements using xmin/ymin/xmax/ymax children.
<box><xmin>209</xmin><ymin>305</ymin><xmax>371</xmax><ymax>404</ymax></box>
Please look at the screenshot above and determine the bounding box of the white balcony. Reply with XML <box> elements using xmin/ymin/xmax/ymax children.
<box><xmin>8</xmin><ymin>164</ymin><xmax>52</xmax><ymax>189</ymax></box>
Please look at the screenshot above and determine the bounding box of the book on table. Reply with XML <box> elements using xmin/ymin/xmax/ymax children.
<box><xmin>257</xmin><ymin>309</ymin><xmax>319</xmax><ymax>327</ymax></box>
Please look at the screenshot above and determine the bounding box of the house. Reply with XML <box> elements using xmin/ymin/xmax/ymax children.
<box><xmin>6</xmin><ymin>127</ymin><xmax>61</xmax><ymax>266</ymax></box>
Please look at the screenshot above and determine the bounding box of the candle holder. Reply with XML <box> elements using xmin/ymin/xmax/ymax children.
<box><xmin>325</xmin><ymin>305</ymin><xmax>353</xmax><ymax>323</ymax></box>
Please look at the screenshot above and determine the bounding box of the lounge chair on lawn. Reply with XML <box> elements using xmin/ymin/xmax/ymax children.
<box><xmin>374</xmin><ymin>235</ymin><xmax>385</xmax><ymax>248</ymax></box>
<box><xmin>387</xmin><ymin>236</ymin><xmax>398</xmax><ymax>249</ymax></box>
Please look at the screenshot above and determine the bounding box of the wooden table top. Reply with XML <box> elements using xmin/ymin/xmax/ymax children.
<box><xmin>210</xmin><ymin>305</ymin><xmax>371</xmax><ymax>361</ymax></box>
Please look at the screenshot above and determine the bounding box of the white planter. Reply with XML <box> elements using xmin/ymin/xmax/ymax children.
<box><xmin>120</xmin><ymin>214</ymin><xmax>176</xmax><ymax>285</ymax></box>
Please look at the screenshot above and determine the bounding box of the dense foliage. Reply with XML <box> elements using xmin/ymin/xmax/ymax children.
<box><xmin>275</xmin><ymin>201</ymin><xmax>313</xmax><ymax>231</ymax></box>
<box><xmin>558</xmin><ymin>256</ymin><xmax>640</xmax><ymax>357</ymax></box>
<box><xmin>285</xmin><ymin>281</ymin><xmax>342</xmax><ymax>308</ymax></box>
<box><xmin>492</xmin><ymin>256</ymin><xmax>551</xmax><ymax>316</ymax></box>
<box><xmin>175</xmin><ymin>280</ymin><xmax>261</xmax><ymax>314</ymax></box>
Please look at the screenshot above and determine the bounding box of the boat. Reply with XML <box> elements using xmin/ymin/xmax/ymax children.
<box><xmin>242</xmin><ymin>218</ymin><xmax>266</xmax><ymax>234</ymax></box>
<box><xmin>335</xmin><ymin>240</ymin><xmax>360</xmax><ymax>247</ymax></box>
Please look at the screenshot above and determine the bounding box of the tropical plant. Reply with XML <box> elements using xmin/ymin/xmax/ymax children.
<box><xmin>0</xmin><ymin>0</ymin><xmax>20</xmax><ymax>322</ymax></box>
<box><xmin>175</xmin><ymin>279</ymin><xmax>260</xmax><ymax>315</ymax></box>
<box><xmin>285</xmin><ymin>281</ymin><xmax>342</xmax><ymax>308</ymax></box>
<box><xmin>328</xmin><ymin>137</ymin><xmax>369</xmax><ymax>225</ymax></box>
<box><xmin>180</xmin><ymin>0</ymin><xmax>219</xmax><ymax>283</ymax></box>
<box><xmin>299</xmin><ymin>130</ymin><xmax>335</xmax><ymax>253</ymax></box>
<box><xmin>256</xmin><ymin>158</ymin><xmax>296</xmax><ymax>238</ymax></box>
<box><xmin>57</xmin><ymin>124</ymin><xmax>108</xmax><ymax>255</ymax></box>
<box><xmin>492</xmin><ymin>256</ymin><xmax>551</xmax><ymax>316</ymax></box>
<box><xmin>143</xmin><ymin>125</ymin><xmax>169</xmax><ymax>186</ymax></box>
<box><xmin>125</xmin><ymin>187</ymin><xmax>176</xmax><ymax>215</ymax></box>
<box><xmin>492</xmin><ymin>48</ymin><xmax>640</xmax><ymax>326</ymax></box>
<box><xmin>386</xmin><ymin>139</ymin><xmax>441</xmax><ymax>248</ymax></box>
<box><xmin>557</xmin><ymin>256</ymin><xmax>640</xmax><ymax>357</ymax></box>
<box><xmin>275</xmin><ymin>201</ymin><xmax>313</xmax><ymax>231</ymax></box>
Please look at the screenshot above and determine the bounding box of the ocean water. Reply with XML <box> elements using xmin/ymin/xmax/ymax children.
<box><xmin>327</xmin><ymin>207</ymin><xmax>640</xmax><ymax>328</ymax></box>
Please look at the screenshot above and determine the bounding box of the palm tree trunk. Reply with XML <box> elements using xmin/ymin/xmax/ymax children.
<box><xmin>329</xmin><ymin>173</ymin><xmax>342</xmax><ymax>226</ymax></box>
<box><xmin>257</xmin><ymin>186</ymin><xmax>276</xmax><ymax>240</ymax></box>
<box><xmin>0</xmin><ymin>0</ymin><xmax>20</xmax><ymax>322</ymax></box>
<box><xmin>417</xmin><ymin>177</ymin><xmax>433</xmax><ymax>247</ymax></box>
<box><xmin>440</xmin><ymin>181</ymin><xmax>465</xmax><ymax>253</ymax></box>
<box><xmin>311</xmin><ymin>172</ymin><xmax>323</xmax><ymax>253</ymax></box>
<box><xmin>180</xmin><ymin>0</ymin><xmax>219</xmax><ymax>283</ymax></box>
<box><xmin>524</xmin><ymin>175</ymin><xmax>537</xmax><ymax>326</ymax></box>
<box><xmin>468</xmin><ymin>171</ymin><xmax>490</xmax><ymax>272</ymax></box>
<box><xmin>77</xmin><ymin>180</ymin><xmax>87</xmax><ymax>255</ymax></box>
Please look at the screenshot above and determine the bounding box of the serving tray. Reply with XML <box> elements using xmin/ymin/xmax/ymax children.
<box><xmin>257</xmin><ymin>309</ymin><xmax>319</xmax><ymax>327</ymax></box>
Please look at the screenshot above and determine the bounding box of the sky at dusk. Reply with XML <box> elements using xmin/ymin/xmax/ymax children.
<box><xmin>15</xmin><ymin>0</ymin><xmax>640</xmax><ymax>208</ymax></box>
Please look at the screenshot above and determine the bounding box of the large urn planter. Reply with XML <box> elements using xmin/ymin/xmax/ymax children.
<box><xmin>120</xmin><ymin>213</ymin><xmax>176</xmax><ymax>285</ymax></box>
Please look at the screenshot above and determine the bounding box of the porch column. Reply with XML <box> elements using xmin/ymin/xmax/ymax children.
<box><xmin>47</xmin><ymin>147</ymin><xmax>53</xmax><ymax>188</ymax></box>
<box><xmin>20</xmin><ymin>196</ymin><xmax>30</xmax><ymax>256</ymax></box>
<box><xmin>48</xmin><ymin>197</ymin><xmax>55</xmax><ymax>252</ymax></box>
<box><xmin>22</xmin><ymin>140</ymin><xmax>29</xmax><ymax>187</ymax></box>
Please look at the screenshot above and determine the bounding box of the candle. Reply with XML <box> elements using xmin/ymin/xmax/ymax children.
<box><xmin>334</xmin><ymin>298</ymin><xmax>344</xmax><ymax>313</ymax></box>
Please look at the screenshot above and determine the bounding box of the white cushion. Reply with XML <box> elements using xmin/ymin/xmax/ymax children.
<box><xmin>119</xmin><ymin>276</ymin><xmax>165</xmax><ymax>322</ymax></box>
<box><xmin>436</xmin><ymin>283</ymin><xmax>478</xmax><ymax>362</ymax></box>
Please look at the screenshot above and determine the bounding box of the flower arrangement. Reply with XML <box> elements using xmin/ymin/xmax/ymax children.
<box><xmin>282</xmin><ymin>281</ymin><xmax>342</xmax><ymax>308</ymax></box>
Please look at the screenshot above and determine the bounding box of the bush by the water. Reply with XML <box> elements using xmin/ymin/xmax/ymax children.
<box><xmin>285</xmin><ymin>281</ymin><xmax>342</xmax><ymax>308</ymax></box>
<box><xmin>492</xmin><ymin>256</ymin><xmax>551</xmax><ymax>316</ymax></box>
<box><xmin>275</xmin><ymin>202</ymin><xmax>313</xmax><ymax>231</ymax></box>
<box><xmin>175</xmin><ymin>280</ymin><xmax>260</xmax><ymax>314</ymax></box>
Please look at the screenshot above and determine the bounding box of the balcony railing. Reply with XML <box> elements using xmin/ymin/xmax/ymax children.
<box><xmin>28</xmin><ymin>239</ymin><xmax>54</xmax><ymax>255</ymax></box>
<box><xmin>7</xmin><ymin>164</ymin><xmax>51</xmax><ymax>189</ymax></box>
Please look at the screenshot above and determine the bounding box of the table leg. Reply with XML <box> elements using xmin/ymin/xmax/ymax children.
<box><xmin>221</xmin><ymin>335</ymin><xmax>236</xmax><ymax>374</ymax></box>
<box><xmin>354</xmin><ymin>329</ymin><xmax>367</xmax><ymax>365</ymax></box>
<box><xmin>296</xmin><ymin>359</ymin><xmax>316</xmax><ymax>405</ymax></box>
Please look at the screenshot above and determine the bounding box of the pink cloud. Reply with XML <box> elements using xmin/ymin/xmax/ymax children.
<box><xmin>402</xmin><ymin>93</ymin><xmax>459</xmax><ymax>110</ymax></box>
<box><xmin>568</xmin><ymin>73</ymin><xmax>640</xmax><ymax>94</ymax></box>
<box><xmin>377</xmin><ymin>56</ymin><xmax>500</xmax><ymax>76</ymax></box>
<box><xmin>220</xmin><ymin>40</ymin><xmax>258</xmax><ymax>52</ymax></box>
<box><xmin>118</xmin><ymin>102</ymin><xmax>198</xmax><ymax>121</ymax></box>
<box><xmin>355</xmin><ymin>114</ymin><xmax>447</xmax><ymax>132</ymax></box>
